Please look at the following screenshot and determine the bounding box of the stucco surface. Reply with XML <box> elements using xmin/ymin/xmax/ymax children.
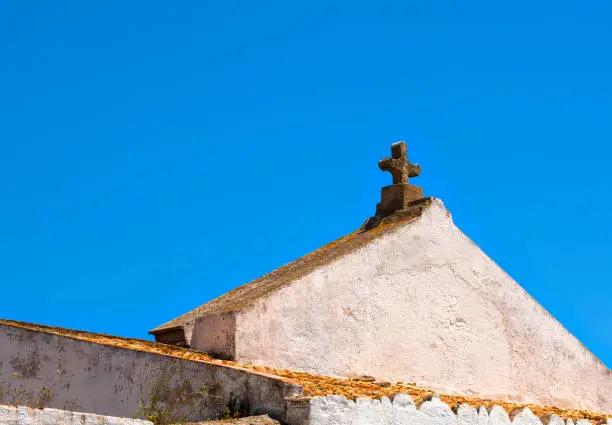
<box><xmin>228</xmin><ymin>199</ymin><xmax>612</xmax><ymax>412</ymax></box>
<box><xmin>192</xmin><ymin>313</ymin><xmax>236</xmax><ymax>360</ymax></box>
<box><xmin>0</xmin><ymin>404</ymin><xmax>153</xmax><ymax>425</ymax></box>
<box><xmin>0</xmin><ymin>325</ymin><xmax>302</xmax><ymax>423</ymax></box>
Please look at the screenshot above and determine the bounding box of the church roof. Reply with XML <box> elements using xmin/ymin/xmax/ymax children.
<box><xmin>149</xmin><ymin>197</ymin><xmax>433</xmax><ymax>335</ymax></box>
<box><xmin>1</xmin><ymin>318</ymin><xmax>609</xmax><ymax>422</ymax></box>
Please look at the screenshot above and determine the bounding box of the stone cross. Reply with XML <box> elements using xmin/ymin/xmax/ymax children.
<box><xmin>378</xmin><ymin>141</ymin><xmax>421</xmax><ymax>184</ymax></box>
<box><xmin>374</xmin><ymin>141</ymin><xmax>424</xmax><ymax>218</ymax></box>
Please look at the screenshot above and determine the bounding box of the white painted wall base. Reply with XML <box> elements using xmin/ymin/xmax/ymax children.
<box><xmin>2</xmin><ymin>395</ymin><xmax>610</xmax><ymax>425</ymax></box>
<box><xmin>0</xmin><ymin>404</ymin><xmax>152</xmax><ymax>425</ymax></box>
<box><xmin>286</xmin><ymin>395</ymin><xmax>612</xmax><ymax>425</ymax></box>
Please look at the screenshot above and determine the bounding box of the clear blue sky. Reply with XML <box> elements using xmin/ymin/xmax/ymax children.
<box><xmin>1</xmin><ymin>2</ymin><xmax>611</xmax><ymax>368</ymax></box>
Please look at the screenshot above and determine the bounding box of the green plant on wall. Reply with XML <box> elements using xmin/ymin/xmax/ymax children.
<box><xmin>0</xmin><ymin>368</ymin><xmax>65</xmax><ymax>408</ymax></box>
<box><xmin>219</xmin><ymin>406</ymin><xmax>241</xmax><ymax>420</ymax></box>
<box><xmin>135</xmin><ymin>365</ymin><xmax>224</xmax><ymax>425</ymax></box>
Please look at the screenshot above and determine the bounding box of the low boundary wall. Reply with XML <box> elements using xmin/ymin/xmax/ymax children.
<box><xmin>0</xmin><ymin>323</ymin><xmax>302</xmax><ymax>423</ymax></box>
<box><xmin>2</xmin><ymin>323</ymin><xmax>610</xmax><ymax>425</ymax></box>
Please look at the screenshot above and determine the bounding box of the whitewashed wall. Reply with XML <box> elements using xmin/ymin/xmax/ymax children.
<box><xmin>0</xmin><ymin>324</ymin><xmax>301</xmax><ymax>423</ymax></box>
<box><xmin>0</xmin><ymin>404</ymin><xmax>152</xmax><ymax>425</ymax></box>
<box><xmin>285</xmin><ymin>394</ymin><xmax>611</xmax><ymax>425</ymax></box>
<box><xmin>233</xmin><ymin>198</ymin><xmax>612</xmax><ymax>412</ymax></box>
<box><xmin>2</xmin><ymin>395</ymin><xmax>610</xmax><ymax>425</ymax></box>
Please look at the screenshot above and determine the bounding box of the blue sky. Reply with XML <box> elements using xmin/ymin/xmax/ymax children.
<box><xmin>1</xmin><ymin>1</ymin><xmax>611</xmax><ymax>367</ymax></box>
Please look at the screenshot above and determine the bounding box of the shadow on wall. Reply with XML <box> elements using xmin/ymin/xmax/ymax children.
<box><xmin>0</xmin><ymin>363</ymin><xmax>240</xmax><ymax>424</ymax></box>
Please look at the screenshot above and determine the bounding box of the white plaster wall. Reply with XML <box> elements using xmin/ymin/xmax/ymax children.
<box><xmin>192</xmin><ymin>313</ymin><xmax>236</xmax><ymax>360</ymax></box>
<box><xmin>234</xmin><ymin>199</ymin><xmax>612</xmax><ymax>412</ymax></box>
<box><xmin>0</xmin><ymin>325</ymin><xmax>302</xmax><ymax>422</ymax></box>
<box><xmin>286</xmin><ymin>394</ymin><xmax>610</xmax><ymax>425</ymax></box>
<box><xmin>0</xmin><ymin>404</ymin><xmax>152</xmax><ymax>425</ymax></box>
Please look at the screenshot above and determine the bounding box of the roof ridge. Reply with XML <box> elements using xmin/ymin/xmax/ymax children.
<box><xmin>150</xmin><ymin>198</ymin><xmax>434</xmax><ymax>334</ymax></box>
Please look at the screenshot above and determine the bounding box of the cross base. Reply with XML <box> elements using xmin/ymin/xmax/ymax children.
<box><xmin>376</xmin><ymin>183</ymin><xmax>424</xmax><ymax>217</ymax></box>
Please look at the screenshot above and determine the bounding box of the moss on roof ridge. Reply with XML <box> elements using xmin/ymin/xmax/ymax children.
<box><xmin>150</xmin><ymin>198</ymin><xmax>434</xmax><ymax>334</ymax></box>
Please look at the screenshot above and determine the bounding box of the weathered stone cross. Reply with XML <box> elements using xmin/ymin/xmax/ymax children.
<box><xmin>378</xmin><ymin>141</ymin><xmax>421</xmax><ymax>184</ymax></box>
<box><xmin>374</xmin><ymin>141</ymin><xmax>424</xmax><ymax>218</ymax></box>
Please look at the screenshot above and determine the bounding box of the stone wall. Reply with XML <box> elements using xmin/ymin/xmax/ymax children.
<box><xmin>0</xmin><ymin>403</ymin><xmax>152</xmax><ymax>425</ymax></box>
<box><xmin>0</xmin><ymin>324</ymin><xmax>302</xmax><ymax>423</ymax></box>
<box><xmin>286</xmin><ymin>394</ymin><xmax>612</xmax><ymax>425</ymax></box>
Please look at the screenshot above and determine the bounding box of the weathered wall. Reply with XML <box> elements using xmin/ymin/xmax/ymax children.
<box><xmin>229</xmin><ymin>199</ymin><xmax>612</xmax><ymax>412</ymax></box>
<box><xmin>0</xmin><ymin>403</ymin><xmax>152</xmax><ymax>425</ymax></box>
<box><xmin>192</xmin><ymin>313</ymin><xmax>236</xmax><ymax>360</ymax></box>
<box><xmin>286</xmin><ymin>394</ymin><xmax>611</xmax><ymax>425</ymax></box>
<box><xmin>0</xmin><ymin>324</ymin><xmax>302</xmax><ymax>423</ymax></box>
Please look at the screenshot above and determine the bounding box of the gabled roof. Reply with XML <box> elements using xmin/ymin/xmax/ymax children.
<box><xmin>150</xmin><ymin>198</ymin><xmax>434</xmax><ymax>335</ymax></box>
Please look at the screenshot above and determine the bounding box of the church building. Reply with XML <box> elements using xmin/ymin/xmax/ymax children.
<box><xmin>1</xmin><ymin>141</ymin><xmax>610</xmax><ymax>424</ymax></box>
<box><xmin>149</xmin><ymin>142</ymin><xmax>612</xmax><ymax>413</ymax></box>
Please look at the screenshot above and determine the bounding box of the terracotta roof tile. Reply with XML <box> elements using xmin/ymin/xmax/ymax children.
<box><xmin>173</xmin><ymin>416</ymin><xmax>278</xmax><ymax>425</ymax></box>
